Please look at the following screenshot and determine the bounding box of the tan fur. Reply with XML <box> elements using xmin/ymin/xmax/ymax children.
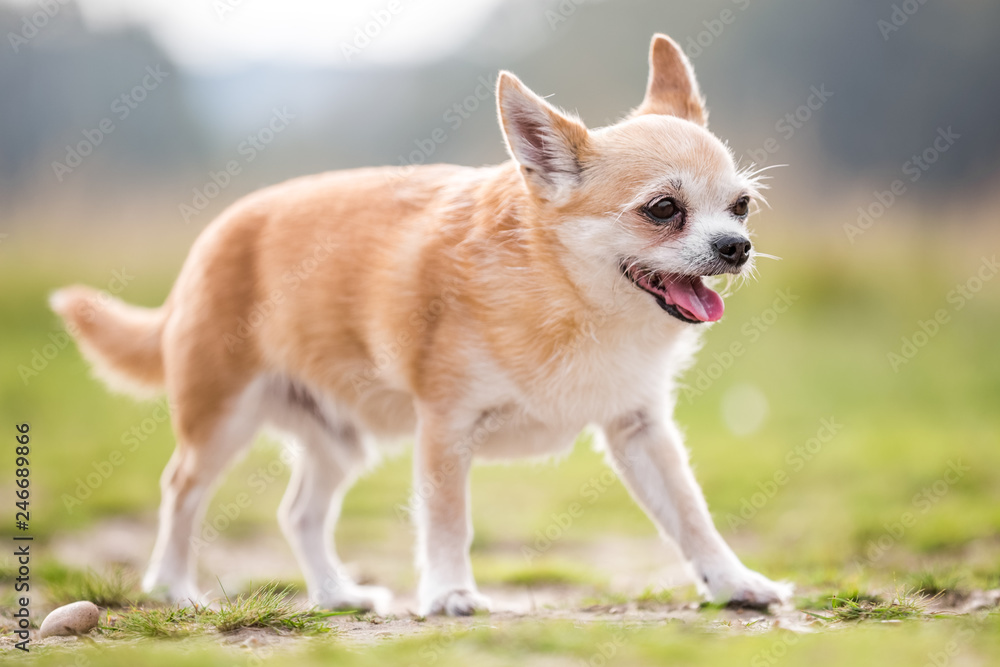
<box><xmin>53</xmin><ymin>34</ymin><xmax>791</xmax><ymax>615</ymax></box>
<box><xmin>49</xmin><ymin>286</ymin><xmax>169</xmax><ymax>395</ymax></box>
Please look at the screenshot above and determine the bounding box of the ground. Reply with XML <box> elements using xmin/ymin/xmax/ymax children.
<box><xmin>1</xmin><ymin>221</ymin><xmax>999</xmax><ymax>664</ymax></box>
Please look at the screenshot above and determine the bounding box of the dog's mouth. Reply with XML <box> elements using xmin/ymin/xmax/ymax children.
<box><xmin>620</xmin><ymin>262</ymin><xmax>724</xmax><ymax>324</ymax></box>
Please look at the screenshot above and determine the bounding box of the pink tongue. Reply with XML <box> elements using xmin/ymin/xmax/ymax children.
<box><xmin>664</xmin><ymin>278</ymin><xmax>725</xmax><ymax>322</ymax></box>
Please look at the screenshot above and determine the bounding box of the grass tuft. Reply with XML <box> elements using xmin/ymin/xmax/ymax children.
<box><xmin>105</xmin><ymin>606</ymin><xmax>199</xmax><ymax>639</ymax></box>
<box><xmin>634</xmin><ymin>586</ymin><xmax>675</xmax><ymax>608</ymax></box>
<box><xmin>826</xmin><ymin>589</ymin><xmax>928</xmax><ymax>622</ymax></box>
<box><xmin>212</xmin><ymin>583</ymin><xmax>337</xmax><ymax>633</ymax></box>
<box><xmin>102</xmin><ymin>582</ymin><xmax>345</xmax><ymax>639</ymax></box>
<box><xmin>44</xmin><ymin>564</ymin><xmax>145</xmax><ymax>608</ymax></box>
<box><xmin>907</xmin><ymin>570</ymin><xmax>965</xmax><ymax>596</ymax></box>
<box><xmin>797</xmin><ymin>588</ymin><xmax>881</xmax><ymax>611</ymax></box>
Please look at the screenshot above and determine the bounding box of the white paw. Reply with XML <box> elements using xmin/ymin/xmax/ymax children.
<box><xmin>421</xmin><ymin>588</ymin><xmax>492</xmax><ymax>617</ymax></box>
<box><xmin>702</xmin><ymin>565</ymin><xmax>793</xmax><ymax>608</ymax></box>
<box><xmin>313</xmin><ymin>583</ymin><xmax>392</xmax><ymax>615</ymax></box>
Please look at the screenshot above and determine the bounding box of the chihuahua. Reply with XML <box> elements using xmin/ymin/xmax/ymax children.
<box><xmin>52</xmin><ymin>34</ymin><xmax>791</xmax><ymax>615</ymax></box>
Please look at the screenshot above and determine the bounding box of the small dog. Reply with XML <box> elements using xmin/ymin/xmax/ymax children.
<box><xmin>52</xmin><ymin>34</ymin><xmax>792</xmax><ymax>615</ymax></box>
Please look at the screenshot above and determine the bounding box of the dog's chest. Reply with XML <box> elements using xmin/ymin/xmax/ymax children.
<box><xmin>467</xmin><ymin>322</ymin><xmax>697</xmax><ymax>458</ymax></box>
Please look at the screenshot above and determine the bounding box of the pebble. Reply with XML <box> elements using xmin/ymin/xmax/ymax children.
<box><xmin>38</xmin><ymin>601</ymin><xmax>100</xmax><ymax>638</ymax></box>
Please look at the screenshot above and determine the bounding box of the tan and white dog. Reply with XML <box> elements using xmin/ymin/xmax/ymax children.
<box><xmin>52</xmin><ymin>34</ymin><xmax>792</xmax><ymax>616</ymax></box>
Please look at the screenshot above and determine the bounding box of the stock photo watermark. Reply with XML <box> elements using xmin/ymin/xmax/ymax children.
<box><xmin>179</xmin><ymin>107</ymin><xmax>295</xmax><ymax>224</ymax></box>
<box><xmin>221</xmin><ymin>234</ymin><xmax>339</xmax><ymax>352</ymax></box>
<box><xmin>19</xmin><ymin>268</ymin><xmax>134</xmax><ymax>385</ymax></box>
<box><xmin>50</xmin><ymin>66</ymin><xmax>170</xmax><ymax>182</ymax></box>
<box><xmin>214</xmin><ymin>0</ymin><xmax>251</xmax><ymax>21</ymax></box>
<box><xmin>339</xmin><ymin>0</ymin><xmax>406</xmax><ymax>62</ymax></box>
<box><xmin>192</xmin><ymin>446</ymin><xmax>296</xmax><ymax>555</ymax></box>
<box><xmin>887</xmin><ymin>255</ymin><xmax>997</xmax><ymax>371</ymax></box>
<box><xmin>7</xmin><ymin>0</ymin><xmax>71</xmax><ymax>53</ymax></box>
<box><xmin>681</xmin><ymin>288</ymin><xmax>798</xmax><ymax>402</ymax></box>
<box><xmin>544</xmin><ymin>0</ymin><xmax>608</xmax><ymax>31</ymax></box>
<box><xmin>745</xmin><ymin>85</ymin><xmax>833</xmax><ymax>166</ymax></box>
<box><xmin>521</xmin><ymin>447</ymin><xmax>634</xmax><ymax>562</ymax></box>
<box><xmin>386</xmin><ymin>74</ymin><xmax>495</xmax><ymax>183</ymax></box>
<box><xmin>877</xmin><ymin>0</ymin><xmax>931</xmax><ymax>41</ymax></box>
<box><xmin>857</xmin><ymin>459</ymin><xmax>969</xmax><ymax>567</ymax></box>
<box><xmin>393</xmin><ymin>409</ymin><xmax>507</xmax><ymax>523</ymax></box>
<box><xmin>349</xmin><ymin>284</ymin><xmax>460</xmax><ymax>393</ymax></box>
<box><xmin>725</xmin><ymin>417</ymin><xmax>843</xmax><ymax>530</ymax></box>
<box><xmin>682</xmin><ymin>0</ymin><xmax>752</xmax><ymax>60</ymax></box>
<box><xmin>844</xmin><ymin>126</ymin><xmax>959</xmax><ymax>243</ymax></box>
<box><xmin>61</xmin><ymin>398</ymin><xmax>171</xmax><ymax>514</ymax></box>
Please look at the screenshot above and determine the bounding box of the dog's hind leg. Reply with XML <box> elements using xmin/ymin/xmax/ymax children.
<box><xmin>271</xmin><ymin>381</ymin><xmax>391</xmax><ymax>613</ymax></box>
<box><xmin>142</xmin><ymin>379</ymin><xmax>265</xmax><ymax>604</ymax></box>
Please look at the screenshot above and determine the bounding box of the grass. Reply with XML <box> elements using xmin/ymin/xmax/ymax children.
<box><xmin>101</xmin><ymin>583</ymin><xmax>341</xmax><ymax>638</ymax></box>
<box><xmin>106</xmin><ymin>606</ymin><xmax>199</xmax><ymax>639</ymax></box>
<box><xmin>3</xmin><ymin>230</ymin><xmax>998</xmax><ymax>573</ymax></box>
<box><xmin>15</xmin><ymin>615</ymin><xmax>1000</xmax><ymax>666</ymax></box>
<box><xmin>472</xmin><ymin>556</ymin><xmax>606</xmax><ymax>588</ymax></box>
<box><xmin>908</xmin><ymin>570</ymin><xmax>967</xmax><ymax>596</ymax></box>
<box><xmin>799</xmin><ymin>588</ymin><xmax>930</xmax><ymax>623</ymax></box>
<box><xmin>583</xmin><ymin>586</ymin><xmax>680</xmax><ymax>610</ymax></box>
<box><xmin>211</xmin><ymin>583</ymin><xmax>340</xmax><ymax>633</ymax></box>
<box><xmin>1</xmin><ymin>226</ymin><xmax>999</xmax><ymax>662</ymax></box>
<box><xmin>43</xmin><ymin>564</ymin><xmax>144</xmax><ymax>608</ymax></box>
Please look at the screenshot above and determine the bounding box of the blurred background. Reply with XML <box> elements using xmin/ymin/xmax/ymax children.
<box><xmin>2</xmin><ymin>0</ymin><xmax>999</xmax><ymax>609</ymax></box>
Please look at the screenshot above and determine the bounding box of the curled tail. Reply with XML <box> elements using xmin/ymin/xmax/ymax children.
<box><xmin>49</xmin><ymin>285</ymin><xmax>169</xmax><ymax>397</ymax></box>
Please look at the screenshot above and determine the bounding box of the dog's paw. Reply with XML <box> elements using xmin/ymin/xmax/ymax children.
<box><xmin>314</xmin><ymin>584</ymin><xmax>392</xmax><ymax>615</ymax></box>
<box><xmin>703</xmin><ymin>566</ymin><xmax>793</xmax><ymax>609</ymax></box>
<box><xmin>421</xmin><ymin>589</ymin><xmax>492</xmax><ymax>616</ymax></box>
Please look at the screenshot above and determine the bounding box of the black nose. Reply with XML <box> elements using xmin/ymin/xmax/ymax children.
<box><xmin>713</xmin><ymin>236</ymin><xmax>751</xmax><ymax>266</ymax></box>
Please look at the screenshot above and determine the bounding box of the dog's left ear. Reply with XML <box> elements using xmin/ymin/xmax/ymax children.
<box><xmin>497</xmin><ymin>71</ymin><xmax>589</xmax><ymax>203</ymax></box>
<box><xmin>631</xmin><ymin>34</ymin><xmax>707</xmax><ymax>126</ymax></box>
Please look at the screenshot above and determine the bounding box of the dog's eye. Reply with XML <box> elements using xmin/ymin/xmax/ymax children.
<box><xmin>732</xmin><ymin>196</ymin><xmax>751</xmax><ymax>218</ymax></box>
<box><xmin>644</xmin><ymin>197</ymin><xmax>682</xmax><ymax>224</ymax></box>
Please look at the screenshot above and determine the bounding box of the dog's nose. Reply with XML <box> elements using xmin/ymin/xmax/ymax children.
<box><xmin>713</xmin><ymin>236</ymin><xmax>751</xmax><ymax>266</ymax></box>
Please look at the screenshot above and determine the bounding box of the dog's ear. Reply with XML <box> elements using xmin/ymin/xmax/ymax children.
<box><xmin>631</xmin><ymin>34</ymin><xmax>707</xmax><ymax>126</ymax></box>
<box><xmin>497</xmin><ymin>71</ymin><xmax>589</xmax><ymax>203</ymax></box>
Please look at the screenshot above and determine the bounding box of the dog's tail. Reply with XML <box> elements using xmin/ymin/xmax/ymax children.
<box><xmin>49</xmin><ymin>285</ymin><xmax>169</xmax><ymax>397</ymax></box>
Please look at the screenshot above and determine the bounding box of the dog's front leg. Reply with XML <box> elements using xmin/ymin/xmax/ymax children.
<box><xmin>604</xmin><ymin>409</ymin><xmax>792</xmax><ymax>607</ymax></box>
<box><xmin>414</xmin><ymin>416</ymin><xmax>491</xmax><ymax>616</ymax></box>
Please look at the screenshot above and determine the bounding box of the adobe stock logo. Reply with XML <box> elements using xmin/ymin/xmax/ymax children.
<box><xmin>339</xmin><ymin>1</ymin><xmax>406</xmax><ymax>62</ymax></box>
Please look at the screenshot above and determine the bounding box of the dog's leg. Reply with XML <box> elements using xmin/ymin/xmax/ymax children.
<box><xmin>276</xmin><ymin>415</ymin><xmax>391</xmax><ymax>614</ymax></box>
<box><xmin>414</xmin><ymin>417</ymin><xmax>490</xmax><ymax>616</ymax></box>
<box><xmin>142</xmin><ymin>400</ymin><xmax>258</xmax><ymax>604</ymax></box>
<box><xmin>604</xmin><ymin>410</ymin><xmax>792</xmax><ymax>606</ymax></box>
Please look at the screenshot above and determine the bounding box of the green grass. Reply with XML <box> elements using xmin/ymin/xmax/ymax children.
<box><xmin>101</xmin><ymin>583</ymin><xmax>341</xmax><ymax>638</ymax></box>
<box><xmin>583</xmin><ymin>586</ymin><xmax>679</xmax><ymax>610</ymax></box>
<box><xmin>210</xmin><ymin>583</ymin><xmax>339</xmax><ymax>633</ymax></box>
<box><xmin>825</xmin><ymin>590</ymin><xmax>929</xmax><ymax>623</ymax></box>
<box><xmin>907</xmin><ymin>569</ymin><xmax>967</xmax><ymax>596</ymax></box>
<box><xmin>15</xmin><ymin>615</ymin><xmax>1000</xmax><ymax>666</ymax></box>
<box><xmin>42</xmin><ymin>564</ymin><xmax>144</xmax><ymax>608</ymax></box>
<box><xmin>106</xmin><ymin>606</ymin><xmax>199</xmax><ymax>639</ymax></box>
<box><xmin>3</xmin><ymin>231</ymin><xmax>999</xmax><ymax>574</ymax></box>
<box><xmin>473</xmin><ymin>556</ymin><xmax>606</xmax><ymax>588</ymax></box>
<box><xmin>2</xmin><ymin>227</ymin><xmax>999</xmax><ymax>661</ymax></box>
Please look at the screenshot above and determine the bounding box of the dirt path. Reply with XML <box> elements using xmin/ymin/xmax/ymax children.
<box><xmin>13</xmin><ymin>517</ymin><xmax>996</xmax><ymax>652</ymax></box>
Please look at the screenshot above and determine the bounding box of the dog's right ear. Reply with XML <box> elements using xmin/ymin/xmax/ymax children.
<box><xmin>497</xmin><ymin>71</ymin><xmax>589</xmax><ymax>203</ymax></box>
<box><xmin>631</xmin><ymin>34</ymin><xmax>707</xmax><ymax>126</ymax></box>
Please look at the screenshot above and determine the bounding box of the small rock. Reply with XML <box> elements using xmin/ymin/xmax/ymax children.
<box><xmin>39</xmin><ymin>601</ymin><xmax>100</xmax><ymax>638</ymax></box>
